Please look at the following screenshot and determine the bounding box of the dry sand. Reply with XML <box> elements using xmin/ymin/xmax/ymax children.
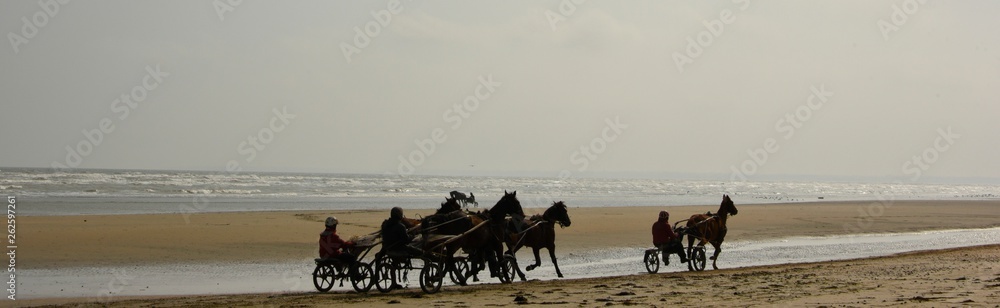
<box><xmin>15</xmin><ymin>200</ymin><xmax>1000</xmax><ymax>307</ymax></box>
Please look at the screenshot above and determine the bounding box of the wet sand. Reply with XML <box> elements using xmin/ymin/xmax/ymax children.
<box><xmin>15</xmin><ymin>200</ymin><xmax>1000</xmax><ymax>306</ymax></box>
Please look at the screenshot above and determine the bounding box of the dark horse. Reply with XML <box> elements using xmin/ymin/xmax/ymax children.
<box><xmin>505</xmin><ymin>201</ymin><xmax>571</xmax><ymax>280</ymax></box>
<box><xmin>449</xmin><ymin>191</ymin><xmax>479</xmax><ymax>208</ymax></box>
<box><xmin>420</xmin><ymin>192</ymin><xmax>522</xmax><ymax>283</ymax></box>
<box><xmin>686</xmin><ymin>194</ymin><xmax>739</xmax><ymax>270</ymax></box>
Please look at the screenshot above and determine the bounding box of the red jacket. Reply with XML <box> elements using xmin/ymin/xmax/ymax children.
<box><xmin>319</xmin><ymin>228</ymin><xmax>354</xmax><ymax>258</ymax></box>
<box><xmin>652</xmin><ymin>218</ymin><xmax>678</xmax><ymax>246</ymax></box>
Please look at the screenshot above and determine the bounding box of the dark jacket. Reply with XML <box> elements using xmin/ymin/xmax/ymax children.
<box><xmin>380</xmin><ymin>218</ymin><xmax>411</xmax><ymax>251</ymax></box>
<box><xmin>652</xmin><ymin>217</ymin><xmax>679</xmax><ymax>246</ymax></box>
<box><xmin>319</xmin><ymin>228</ymin><xmax>354</xmax><ymax>258</ymax></box>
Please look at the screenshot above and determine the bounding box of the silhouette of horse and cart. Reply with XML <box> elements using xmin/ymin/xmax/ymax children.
<box><xmin>360</xmin><ymin>191</ymin><xmax>545</xmax><ymax>294</ymax></box>
<box><xmin>314</xmin><ymin>191</ymin><xmax>737</xmax><ymax>295</ymax></box>
<box><xmin>644</xmin><ymin>194</ymin><xmax>738</xmax><ymax>273</ymax></box>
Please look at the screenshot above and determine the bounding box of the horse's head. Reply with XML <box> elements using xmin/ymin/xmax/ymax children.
<box><xmin>544</xmin><ymin>201</ymin><xmax>571</xmax><ymax>228</ymax></box>
<box><xmin>438</xmin><ymin>197</ymin><xmax>461</xmax><ymax>214</ymax></box>
<box><xmin>721</xmin><ymin>194</ymin><xmax>738</xmax><ymax>216</ymax></box>
<box><xmin>493</xmin><ymin>190</ymin><xmax>524</xmax><ymax>217</ymax></box>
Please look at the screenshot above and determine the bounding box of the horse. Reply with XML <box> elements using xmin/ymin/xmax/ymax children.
<box><xmin>488</xmin><ymin>190</ymin><xmax>524</xmax><ymax>226</ymax></box>
<box><xmin>420</xmin><ymin>192</ymin><xmax>522</xmax><ymax>284</ymax></box>
<box><xmin>449</xmin><ymin>191</ymin><xmax>479</xmax><ymax>208</ymax></box>
<box><xmin>437</xmin><ymin>197</ymin><xmax>462</xmax><ymax>215</ymax></box>
<box><xmin>505</xmin><ymin>201</ymin><xmax>572</xmax><ymax>280</ymax></box>
<box><xmin>685</xmin><ymin>194</ymin><xmax>739</xmax><ymax>270</ymax></box>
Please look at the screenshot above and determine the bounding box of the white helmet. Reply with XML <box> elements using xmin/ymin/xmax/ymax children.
<box><xmin>325</xmin><ymin>216</ymin><xmax>339</xmax><ymax>227</ymax></box>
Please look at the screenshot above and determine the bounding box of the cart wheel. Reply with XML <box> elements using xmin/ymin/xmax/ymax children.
<box><xmin>312</xmin><ymin>264</ymin><xmax>336</xmax><ymax>292</ymax></box>
<box><xmin>350</xmin><ymin>262</ymin><xmax>375</xmax><ymax>293</ymax></box>
<box><xmin>644</xmin><ymin>249</ymin><xmax>660</xmax><ymax>274</ymax></box>
<box><xmin>419</xmin><ymin>262</ymin><xmax>444</xmax><ymax>294</ymax></box>
<box><xmin>374</xmin><ymin>255</ymin><xmax>395</xmax><ymax>293</ymax></box>
<box><xmin>690</xmin><ymin>247</ymin><xmax>707</xmax><ymax>272</ymax></box>
<box><xmin>449</xmin><ymin>258</ymin><xmax>470</xmax><ymax>286</ymax></box>
<box><xmin>498</xmin><ymin>255</ymin><xmax>517</xmax><ymax>284</ymax></box>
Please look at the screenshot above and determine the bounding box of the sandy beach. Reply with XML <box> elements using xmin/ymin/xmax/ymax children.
<box><xmin>16</xmin><ymin>200</ymin><xmax>1000</xmax><ymax>307</ymax></box>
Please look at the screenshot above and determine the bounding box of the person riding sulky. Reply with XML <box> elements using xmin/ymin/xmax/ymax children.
<box><xmin>380</xmin><ymin>207</ymin><xmax>423</xmax><ymax>258</ymax></box>
<box><xmin>651</xmin><ymin>211</ymin><xmax>687</xmax><ymax>265</ymax></box>
<box><xmin>319</xmin><ymin>216</ymin><xmax>358</xmax><ymax>269</ymax></box>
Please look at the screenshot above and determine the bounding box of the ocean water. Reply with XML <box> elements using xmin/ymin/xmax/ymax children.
<box><xmin>2</xmin><ymin>168</ymin><xmax>998</xmax><ymax>216</ymax></box>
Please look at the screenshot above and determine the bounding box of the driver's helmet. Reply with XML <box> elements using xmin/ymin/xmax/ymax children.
<box><xmin>390</xmin><ymin>207</ymin><xmax>403</xmax><ymax>220</ymax></box>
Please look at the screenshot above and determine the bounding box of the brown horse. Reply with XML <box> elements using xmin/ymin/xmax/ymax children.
<box><xmin>421</xmin><ymin>193</ymin><xmax>521</xmax><ymax>284</ymax></box>
<box><xmin>505</xmin><ymin>201</ymin><xmax>572</xmax><ymax>279</ymax></box>
<box><xmin>685</xmin><ymin>194</ymin><xmax>738</xmax><ymax>270</ymax></box>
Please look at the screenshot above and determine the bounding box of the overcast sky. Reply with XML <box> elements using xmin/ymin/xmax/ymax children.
<box><xmin>1</xmin><ymin>1</ymin><xmax>997</xmax><ymax>181</ymax></box>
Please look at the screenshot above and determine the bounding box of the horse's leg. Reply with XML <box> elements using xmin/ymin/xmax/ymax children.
<box><xmin>468</xmin><ymin>251</ymin><xmax>483</xmax><ymax>282</ymax></box>
<box><xmin>547</xmin><ymin>245</ymin><xmax>563</xmax><ymax>278</ymax></box>
<box><xmin>710</xmin><ymin>241</ymin><xmax>722</xmax><ymax>270</ymax></box>
<box><xmin>512</xmin><ymin>248</ymin><xmax>528</xmax><ymax>281</ymax></box>
<box><xmin>686</xmin><ymin>233</ymin><xmax>695</xmax><ymax>271</ymax></box>
<box><xmin>709</xmin><ymin>228</ymin><xmax>727</xmax><ymax>270</ymax></box>
<box><xmin>526</xmin><ymin>246</ymin><xmax>542</xmax><ymax>271</ymax></box>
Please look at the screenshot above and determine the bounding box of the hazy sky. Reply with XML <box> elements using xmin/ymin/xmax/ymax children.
<box><xmin>2</xmin><ymin>1</ymin><xmax>998</xmax><ymax>181</ymax></box>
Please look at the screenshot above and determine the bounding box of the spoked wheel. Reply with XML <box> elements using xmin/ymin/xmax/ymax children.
<box><xmin>449</xmin><ymin>257</ymin><xmax>470</xmax><ymax>285</ymax></box>
<box><xmin>689</xmin><ymin>246</ymin><xmax>707</xmax><ymax>272</ymax></box>
<box><xmin>312</xmin><ymin>264</ymin><xmax>336</xmax><ymax>292</ymax></box>
<box><xmin>374</xmin><ymin>255</ymin><xmax>396</xmax><ymax>293</ymax></box>
<box><xmin>644</xmin><ymin>249</ymin><xmax>660</xmax><ymax>274</ymax></box>
<box><xmin>498</xmin><ymin>254</ymin><xmax>518</xmax><ymax>284</ymax></box>
<box><xmin>350</xmin><ymin>262</ymin><xmax>375</xmax><ymax>293</ymax></box>
<box><xmin>419</xmin><ymin>261</ymin><xmax>444</xmax><ymax>294</ymax></box>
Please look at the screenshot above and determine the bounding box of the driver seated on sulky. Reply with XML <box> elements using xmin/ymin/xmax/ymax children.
<box><xmin>380</xmin><ymin>207</ymin><xmax>423</xmax><ymax>258</ymax></box>
<box><xmin>652</xmin><ymin>210</ymin><xmax>687</xmax><ymax>265</ymax></box>
<box><xmin>319</xmin><ymin>216</ymin><xmax>358</xmax><ymax>268</ymax></box>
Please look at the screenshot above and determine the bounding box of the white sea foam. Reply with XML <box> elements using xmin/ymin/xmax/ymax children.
<box><xmin>2</xmin><ymin>168</ymin><xmax>998</xmax><ymax>215</ymax></box>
